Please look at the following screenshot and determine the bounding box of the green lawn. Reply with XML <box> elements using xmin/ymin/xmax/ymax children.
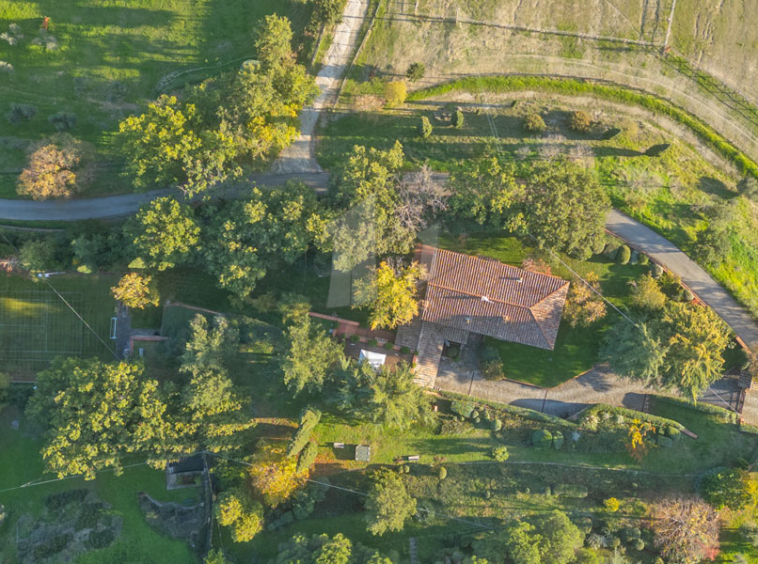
<box><xmin>436</xmin><ymin>231</ymin><xmax>647</xmax><ymax>387</ymax></box>
<box><xmin>317</xmin><ymin>95</ymin><xmax>758</xmax><ymax>323</ymax></box>
<box><xmin>0</xmin><ymin>408</ymin><xmax>197</xmax><ymax>564</ymax></box>
<box><xmin>0</xmin><ymin>272</ymin><xmax>119</xmax><ymax>374</ymax></box>
<box><xmin>0</xmin><ymin>0</ymin><xmax>314</xmax><ymax>198</ymax></box>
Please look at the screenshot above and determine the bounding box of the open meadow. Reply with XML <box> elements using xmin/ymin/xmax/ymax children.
<box><xmin>0</xmin><ymin>0</ymin><xmax>314</xmax><ymax>198</ymax></box>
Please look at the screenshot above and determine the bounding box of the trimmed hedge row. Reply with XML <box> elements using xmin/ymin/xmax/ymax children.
<box><xmin>407</xmin><ymin>75</ymin><xmax>758</xmax><ymax>180</ymax></box>
<box><xmin>440</xmin><ymin>391</ymin><xmax>576</xmax><ymax>428</ymax></box>
<box><xmin>575</xmin><ymin>404</ymin><xmax>685</xmax><ymax>431</ymax></box>
<box><xmin>655</xmin><ymin>396</ymin><xmax>738</xmax><ymax>424</ymax></box>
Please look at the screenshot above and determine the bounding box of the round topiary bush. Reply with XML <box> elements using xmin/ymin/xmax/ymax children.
<box><xmin>368</xmin><ymin>338</ymin><xmax>378</xmax><ymax>346</ymax></box>
<box><xmin>616</xmin><ymin>245</ymin><xmax>631</xmax><ymax>265</ymax></box>
<box><xmin>492</xmin><ymin>446</ymin><xmax>510</xmax><ymax>462</ymax></box>
<box><xmin>470</xmin><ymin>410</ymin><xmax>479</xmax><ymax>420</ymax></box>
<box><xmin>532</xmin><ymin>429</ymin><xmax>553</xmax><ymax>449</ymax></box>
<box><xmin>438</xmin><ymin>466</ymin><xmax>447</xmax><ymax>480</ymax></box>
<box><xmin>552</xmin><ymin>430</ymin><xmax>564</xmax><ymax>450</ymax></box>
<box><xmin>569</xmin><ymin>110</ymin><xmax>592</xmax><ymax>133</ymax></box>
<box><xmin>631</xmin><ymin>538</ymin><xmax>645</xmax><ymax>551</ymax></box>
<box><xmin>491</xmin><ymin>418</ymin><xmax>502</xmax><ymax>432</ymax></box>
<box><xmin>638</xmin><ymin>253</ymin><xmax>650</xmax><ymax>266</ymax></box>
<box><xmin>452</xmin><ymin>109</ymin><xmax>465</xmax><ymax>129</ymax></box>
<box><xmin>651</xmin><ymin>263</ymin><xmax>664</xmax><ymax>278</ymax></box>
<box><xmin>523</xmin><ymin>113</ymin><xmax>546</xmax><ymax>133</ymax></box>
<box><xmin>665</xmin><ymin>426</ymin><xmax>681</xmax><ymax>440</ymax></box>
<box><xmin>681</xmin><ymin>288</ymin><xmax>694</xmax><ymax>302</ymax></box>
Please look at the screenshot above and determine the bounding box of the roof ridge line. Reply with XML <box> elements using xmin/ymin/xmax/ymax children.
<box><xmin>426</xmin><ymin>281</ymin><xmax>533</xmax><ymax>311</ymax></box>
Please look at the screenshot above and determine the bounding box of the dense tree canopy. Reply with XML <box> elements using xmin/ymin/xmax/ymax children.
<box><xmin>700</xmin><ymin>467</ymin><xmax>758</xmax><ymax>511</ymax></box>
<box><xmin>601</xmin><ymin>301</ymin><xmax>728</xmax><ymax>399</ymax></box>
<box><xmin>27</xmin><ymin>358</ymin><xmax>177</xmax><ymax>479</ymax></box>
<box><xmin>335</xmin><ymin>362</ymin><xmax>433</xmax><ymax>429</ymax></box>
<box><xmin>118</xmin><ymin>16</ymin><xmax>316</xmax><ymax>196</ymax></box>
<box><xmin>126</xmin><ymin>197</ymin><xmax>200</xmax><ymax>271</ymax></box>
<box><xmin>282</xmin><ymin>315</ymin><xmax>345</xmax><ymax>395</ymax></box>
<box><xmin>204</xmin><ymin>183</ymin><xmax>326</xmax><ymax>301</ymax></box>
<box><xmin>272</xmin><ymin>533</ymin><xmax>394</xmax><ymax>564</ymax></box>
<box><xmin>364</xmin><ymin>468</ymin><xmax>416</xmax><ymax>536</ymax></box>
<box><xmin>353</xmin><ymin>261</ymin><xmax>425</xmax><ymax>330</ymax></box>
<box><xmin>520</xmin><ymin>161</ymin><xmax>609</xmax><ymax>259</ymax></box>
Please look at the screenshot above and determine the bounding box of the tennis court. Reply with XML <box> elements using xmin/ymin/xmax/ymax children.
<box><xmin>0</xmin><ymin>277</ymin><xmax>119</xmax><ymax>374</ymax></box>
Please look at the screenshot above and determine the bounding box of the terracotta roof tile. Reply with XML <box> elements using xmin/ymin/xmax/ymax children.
<box><xmin>418</xmin><ymin>246</ymin><xmax>569</xmax><ymax>350</ymax></box>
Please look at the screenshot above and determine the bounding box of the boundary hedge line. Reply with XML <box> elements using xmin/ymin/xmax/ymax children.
<box><xmin>574</xmin><ymin>403</ymin><xmax>685</xmax><ymax>431</ymax></box>
<box><xmin>654</xmin><ymin>396</ymin><xmax>738</xmax><ymax>424</ymax></box>
<box><xmin>438</xmin><ymin>390</ymin><xmax>576</xmax><ymax>428</ymax></box>
<box><xmin>407</xmin><ymin>75</ymin><xmax>758</xmax><ymax>180</ymax></box>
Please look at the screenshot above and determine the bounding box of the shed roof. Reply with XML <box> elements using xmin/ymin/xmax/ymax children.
<box><xmin>355</xmin><ymin>445</ymin><xmax>371</xmax><ymax>462</ymax></box>
<box><xmin>417</xmin><ymin>246</ymin><xmax>569</xmax><ymax>350</ymax></box>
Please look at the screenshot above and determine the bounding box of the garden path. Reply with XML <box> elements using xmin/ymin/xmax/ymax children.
<box><xmin>272</xmin><ymin>0</ymin><xmax>370</xmax><ymax>173</ymax></box>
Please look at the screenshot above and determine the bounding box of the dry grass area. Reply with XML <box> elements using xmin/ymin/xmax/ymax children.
<box><xmin>671</xmin><ymin>0</ymin><xmax>758</xmax><ymax>105</ymax></box>
<box><xmin>349</xmin><ymin>0</ymin><xmax>758</xmax><ymax>163</ymax></box>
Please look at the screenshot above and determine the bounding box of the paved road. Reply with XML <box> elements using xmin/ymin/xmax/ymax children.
<box><xmin>606</xmin><ymin>209</ymin><xmax>758</xmax><ymax>351</ymax></box>
<box><xmin>272</xmin><ymin>0</ymin><xmax>369</xmax><ymax>173</ymax></box>
<box><xmin>0</xmin><ymin>173</ymin><xmax>330</xmax><ymax>221</ymax></box>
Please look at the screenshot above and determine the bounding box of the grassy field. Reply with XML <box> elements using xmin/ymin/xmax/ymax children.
<box><xmin>0</xmin><ymin>407</ymin><xmax>197</xmax><ymax>564</ymax></box>
<box><xmin>0</xmin><ymin>273</ymin><xmax>119</xmax><ymax>374</ymax></box>
<box><xmin>0</xmin><ymin>0</ymin><xmax>314</xmax><ymax>198</ymax></box>
<box><xmin>318</xmin><ymin>92</ymin><xmax>758</xmax><ymax>321</ymax></box>
<box><xmin>344</xmin><ymin>0</ymin><xmax>758</xmax><ymax>164</ymax></box>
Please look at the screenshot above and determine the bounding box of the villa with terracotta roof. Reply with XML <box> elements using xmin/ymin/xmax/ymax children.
<box><xmin>396</xmin><ymin>246</ymin><xmax>570</xmax><ymax>387</ymax></box>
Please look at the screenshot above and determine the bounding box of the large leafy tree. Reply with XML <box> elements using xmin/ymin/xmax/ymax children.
<box><xmin>111</xmin><ymin>272</ymin><xmax>160</xmax><ymax>309</ymax></box>
<box><xmin>600</xmin><ymin>319</ymin><xmax>667</xmax><ymax>385</ymax></box>
<box><xmin>658</xmin><ymin>303</ymin><xmax>730</xmax><ymax>400</ymax></box>
<box><xmin>214</xmin><ymin>489</ymin><xmax>264</xmax><ymax>543</ymax></box>
<box><xmin>248</xmin><ymin>442</ymin><xmax>309</xmax><ymax>508</ymax></box>
<box><xmin>651</xmin><ymin>497</ymin><xmax>720</xmax><ymax>564</ymax></box>
<box><xmin>126</xmin><ymin>197</ymin><xmax>201</xmax><ymax>271</ymax></box>
<box><xmin>700</xmin><ymin>467</ymin><xmax>758</xmax><ymax>511</ymax></box>
<box><xmin>328</xmin><ymin>142</ymin><xmax>413</xmax><ymax>270</ymax></box>
<box><xmin>353</xmin><ymin>261</ymin><xmax>425</xmax><ymax>330</ymax></box>
<box><xmin>521</xmin><ymin>161</ymin><xmax>609</xmax><ymax>259</ymax></box>
<box><xmin>364</xmin><ymin>468</ymin><xmax>417</xmax><ymax>536</ymax></box>
<box><xmin>273</xmin><ymin>533</ymin><xmax>394</xmax><ymax>564</ymax></box>
<box><xmin>26</xmin><ymin>358</ymin><xmax>178</xmax><ymax>479</ymax></box>
<box><xmin>118</xmin><ymin>16</ymin><xmax>316</xmax><ymax>195</ymax></box>
<box><xmin>474</xmin><ymin>511</ymin><xmax>584</xmax><ymax>564</ymax></box>
<box><xmin>117</xmin><ymin>94</ymin><xmax>237</xmax><ymax>195</ymax></box>
<box><xmin>180</xmin><ymin>314</ymin><xmax>239</xmax><ymax>376</ymax></box>
<box><xmin>282</xmin><ymin>315</ymin><xmax>345</xmax><ymax>395</ymax></box>
<box><xmin>336</xmin><ymin>362</ymin><xmax>433</xmax><ymax>429</ymax></box>
<box><xmin>204</xmin><ymin>183</ymin><xmax>325</xmax><ymax>301</ymax></box>
<box><xmin>448</xmin><ymin>157</ymin><xmax>522</xmax><ymax>229</ymax></box>
<box><xmin>17</xmin><ymin>134</ymin><xmax>94</xmax><ymax>200</ymax></box>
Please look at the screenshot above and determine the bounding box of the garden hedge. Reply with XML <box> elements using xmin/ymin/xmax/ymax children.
<box><xmin>575</xmin><ymin>404</ymin><xmax>685</xmax><ymax>431</ymax></box>
<box><xmin>552</xmin><ymin>483</ymin><xmax>589</xmax><ymax>498</ymax></box>
<box><xmin>440</xmin><ymin>391</ymin><xmax>577</xmax><ymax>428</ymax></box>
<box><xmin>655</xmin><ymin>396</ymin><xmax>738</xmax><ymax>424</ymax></box>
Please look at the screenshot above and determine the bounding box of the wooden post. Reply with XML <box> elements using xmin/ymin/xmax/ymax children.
<box><xmin>414</xmin><ymin>0</ymin><xmax>418</xmax><ymax>16</ymax></box>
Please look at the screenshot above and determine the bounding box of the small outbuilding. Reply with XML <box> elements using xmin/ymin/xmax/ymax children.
<box><xmin>355</xmin><ymin>445</ymin><xmax>371</xmax><ymax>462</ymax></box>
<box><xmin>359</xmin><ymin>349</ymin><xmax>386</xmax><ymax>369</ymax></box>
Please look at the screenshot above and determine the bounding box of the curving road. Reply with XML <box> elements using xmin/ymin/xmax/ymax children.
<box><xmin>606</xmin><ymin>210</ymin><xmax>758</xmax><ymax>351</ymax></box>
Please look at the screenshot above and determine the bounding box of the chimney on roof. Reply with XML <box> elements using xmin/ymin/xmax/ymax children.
<box><xmin>481</xmin><ymin>296</ymin><xmax>491</xmax><ymax>303</ymax></box>
<box><xmin>517</xmin><ymin>277</ymin><xmax>523</xmax><ymax>284</ymax></box>
<box><xmin>465</xmin><ymin>316</ymin><xmax>472</xmax><ymax>324</ymax></box>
